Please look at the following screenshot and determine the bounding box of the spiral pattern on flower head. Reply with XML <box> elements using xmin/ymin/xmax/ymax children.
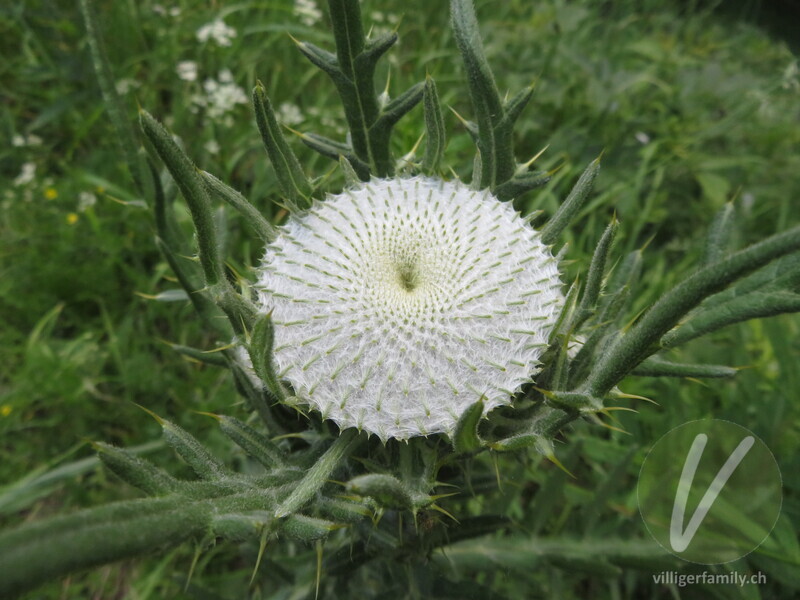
<box><xmin>255</xmin><ymin>176</ymin><xmax>564</xmax><ymax>440</ymax></box>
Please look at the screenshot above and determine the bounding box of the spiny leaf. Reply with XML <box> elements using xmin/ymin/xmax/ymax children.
<box><xmin>584</xmin><ymin>224</ymin><xmax>800</xmax><ymax>396</ymax></box>
<box><xmin>527</xmin><ymin>443</ymin><xmax>582</xmax><ymax>535</ymax></box>
<box><xmin>217</xmin><ymin>415</ymin><xmax>288</xmax><ymax>469</ymax></box>
<box><xmin>328</xmin><ymin>0</ymin><xmax>367</xmax><ymax>78</ymax></box>
<box><xmin>95</xmin><ymin>443</ymin><xmax>180</xmax><ymax>496</ymax></box>
<box><xmin>662</xmin><ymin>290</ymin><xmax>800</xmax><ymax>348</ymax></box>
<box><xmin>704</xmin><ymin>251</ymin><xmax>800</xmax><ymax>306</ymax></box>
<box><xmin>159</xmin><ymin>418</ymin><xmax>228</xmax><ymax>480</ymax></box>
<box><xmin>452</xmin><ymin>397</ymin><xmax>485</xmax><ymax>454</ymax></box>
<box><xmin>298</xmin><ymin>131</ymin><xmax>371</xmax><ymax>180</ymax></box>
<box><xmin>228</xmin><ymin>359</ymin><xmax>282</xmax><ymax>430</ymax></box>
<box><xmin>345</xmin><ymin>474</ymin><xmax>414</xmax><ymax>511</ymax></box>
<box><xmin>596</xmin><ymin>248</ymin><xmax>643</xmax><ymax>316</ymax></box>
<box><xmin>493</xmin><ymin>171</ymin><xmax>551</xmax><ymax>201</ymax></box>
<box><xmin>502</xmin><ymin>85</ymin><xmax>534</xmax><ymax>127</ymax></box>
<box><xmin>166</xmin><ymin>342</ymin><xmax>228</xmax><ymax>367</ymax></box>
<box><xmin>422</xmin><ymin>75</ymin><xmax>446</xmax><ymax>173</ymax></box>
<box><xmin>489</xmin><ymin>406</ymin><xmax>572</xmax><ymax>452</ymax></box>
<box><xmin>212</xmin><ymin>512</ymin><xmax>271</xmax><ymax>542</ymax></box>
<box><xmin>280</xmin><ymin>514</ymin><xmax>342</xmax><ymax>542</ymax></box>
<box><xmin>574</xmin><ymin>217</ymin><xmax>619</xmax><ymax>329</ymax></box>
<box><xmin>632</xmin><ymin>356</ymin><xmax>738</xmax><ymax>378</ymax></box>
<box><xmin>293</xmin><ymin>38</ymin><xmax>341</xmax><ymax>79</ymax></box>
<box><xmin>338</xmin><ymin>155</ymin><xmax>364</xmax><ymax>186</ymax></box>
<box><xmin>541</xmin><ymin>157</ymin><xmax>601</xmax><ymax>245</ymax></box>
<box><xmin>569</xmin><ymin>250</ymin><xmax>642</xmax><ymax>388</ymax></box>
<box><xmin>317</xmin><ymin>497</ymin><xmax>372</xmax><ymax>523</ymax></box>
<box><xmin>249</xmin><ymin>312</ymin><xmax>290</xmax><ymax>402</ymax></box>
<box><xmin>362</xmin><ymin>31</ymin><xmax>398</xmax><ymax>67</ymax></box>
<box><xmin>450</xmin><ymin>0</ymin><xmax>514</xmax><ymax>188</ymax></box>
<box><xmin>375</xmin><ymin>81</ymin><xmax>425</xmax><ymax>129</ymax></box>
<box><xmin>140</xmin><ymin>110</ymin><xmax>223</xmax><ymax>286</ymax></box>
<box><xmin>448</xmin><ymin>106</ymin><xmax>478</xmax><ymax>142</ymax></box>
<box><xmin>141</xmin><ymin>113</ymin><xmax>257</xmax><ymax>334</ymax></box>
<box><xmin>324</xmin><ymin>0</ymin><xmax>385</xmax><ymax>174</ymax></box>
<box><xmin>546</xmin><ymin>390</ymin><xmax>604</xmax><ymax>412</ymax></box>
<box><xmin>201</xmin><ymin>170</ymin><xmax>276</xmax><ymax>241</ymax></box>
<box><xmin>252</xmin><ymin>82</ymin><xmax>313</xmax><ymax>208</ymax></box>
<box><xmin>152</xmin><ymin>199</ymin><xmax>231</xmax><ymax>337</ymax></box>
<box><xmin>274</xmin><ymin>429</ymin><xmax>361</xmax><ymax>518</ymax></box>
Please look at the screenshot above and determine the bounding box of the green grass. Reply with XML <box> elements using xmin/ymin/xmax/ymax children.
<box><xmin>1</xmin><ymin>0</ymin><xmax>798</xmax><ymax>598</ymax></box>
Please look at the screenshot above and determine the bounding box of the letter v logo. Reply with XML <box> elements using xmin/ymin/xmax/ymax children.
<box><xmin>669</xmin><ymin>433</ymin><xmax>754</xmax><ymax>552</ymax></box>
<box><xmin>638</xmin><ymin>419</ymin><xmax>782</xmax><ymax>564</ymax></box>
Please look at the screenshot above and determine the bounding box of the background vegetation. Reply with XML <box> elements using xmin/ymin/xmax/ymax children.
<box><xmin>1</xmin><ymin>0</ymin><xmax>798</xmax><ymax>597</ymax></box>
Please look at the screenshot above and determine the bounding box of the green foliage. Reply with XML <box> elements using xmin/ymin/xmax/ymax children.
<box><xmin>1</xmin><ymin>0</ymin><xmax>799</xmax><ymax>598</ymax></box>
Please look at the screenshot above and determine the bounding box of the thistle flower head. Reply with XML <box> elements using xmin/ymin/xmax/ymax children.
<box><xmin>255</xmin><ymin>177</ymin><xmax>563</xmax><ymax>440</ymax></box>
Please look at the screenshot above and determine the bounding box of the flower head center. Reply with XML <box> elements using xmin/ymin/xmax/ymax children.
<box><xmin>395</xmin><ymin>259</ymin><xmax>419</xmax><ymax>292</ymax></box>
<box><xmin>361</xmin><ymin>225</ymin><xmax>449</xmax><ymax>318</ymax></box>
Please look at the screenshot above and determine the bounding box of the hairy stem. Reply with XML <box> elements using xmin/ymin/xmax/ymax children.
<box><xmin>0</xmin><ymin>497</ymin><xmax>210</xmax><ymax>597</ymax></box>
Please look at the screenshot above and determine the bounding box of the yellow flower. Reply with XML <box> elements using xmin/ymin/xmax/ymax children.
<box><xmin>45</xmin><ymin>187</ymin><xmax>58</xmax><ymax>200</ymax></box>
<box><xmin>0</xmin><ymin>405</ymin><xmax>11</xmax><ymax>417</ymax></box>
<box><xmin>66</xmin><ymin>213</ymin><xmax>79</xmax><ymax>225</ymax></box>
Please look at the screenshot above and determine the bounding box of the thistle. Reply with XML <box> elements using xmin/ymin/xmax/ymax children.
<box><xmin>255</xmin><ymin>176</ymin><xmax>563</xmax><ymax>440</ymax></box>
<box><xmin>2</xmin><ymin>0</ymin><xmax>798</xmax><ymax>597</ymax></box>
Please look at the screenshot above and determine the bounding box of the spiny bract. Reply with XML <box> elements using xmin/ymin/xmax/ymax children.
<box><xmin>255</xmin><ymin>176</ymin><xmax>564</xmax><ymax>440</ymax></box>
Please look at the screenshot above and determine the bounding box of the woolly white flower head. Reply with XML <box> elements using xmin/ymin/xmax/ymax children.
<box><xmin>255</xmin><ymin>177</ymin><xmax>563</xmax><ymax>440</ymax></box>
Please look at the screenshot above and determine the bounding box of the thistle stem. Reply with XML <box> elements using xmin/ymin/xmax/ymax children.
<box><xmin>0</xmin><ymin>497</ymin><xmax>210</xmax><ymax>597</ymax></box>
<box><xmin>274</xmin><ymin>429</ymin><xmax>361</xmax><ymax>518</ymax></box>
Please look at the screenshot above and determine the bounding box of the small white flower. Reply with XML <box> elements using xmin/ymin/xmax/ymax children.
<box><xmin>307</xmin><ymin>106</ymin><xmax>345</xmax><ymax>134</ymax></box>
<box><xmin>78</xmin><ymin>191</ymin><xmax>97</xmax><ymax>212</ymax></box>
<box><xmin>255</xmin><ymin>177</ymin><xmax>563</xmax><ymax>440</ymax></box>
<box><xmin>193</xmin><ymin>72</ymin><xmax>248</xmax><ymax>118</ymax></box>
<box><xmin>176</xmin><ymin>61</ymin><xmax>198</xmax><ymax>82</ymax></box>
<box><xmin>277</xmin><ymin>102</ymin><xmax>303</xmax><ymax>126</ymax></box>
<box><xmin>12</xmin><ymin>135</ymin><xmax>26</xmax><ymax>147</ymax></box>
<box><xmin>204</xmin><ymin>140</ymin><xmax>220</xmax><ymax>155</ymax></box>
<box><xmin>115</xmin><ymin>78</ymin><xmax>139</xmax><ymax>95</ymax></box>
<box><xmin>13</xmin><ymin>162</ymin><xmax>37</xmax><ymax>187</ymax></box>
<box><xmin>294</xmin><ymin>0</ymin><xmax>323</xmax><ymax>27</ymax></box>
<box><xmin>781</xmin><ymin>61</ymin><xmax>799</xmax><ymax>91</ymax></box>
<box><xmin>741</xmin><ymin>192</ymin><xmax>756</xmax><ymax>212</ymax></box>
<box><xmin>196</xmin><ymin>18</ymin><xmax>237</xmax><ymax>47</ymax></box>
<box><xmin>150</xmin><ymin>5</ymin><xmax>181</xmax><ymax>17</ymax></box>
